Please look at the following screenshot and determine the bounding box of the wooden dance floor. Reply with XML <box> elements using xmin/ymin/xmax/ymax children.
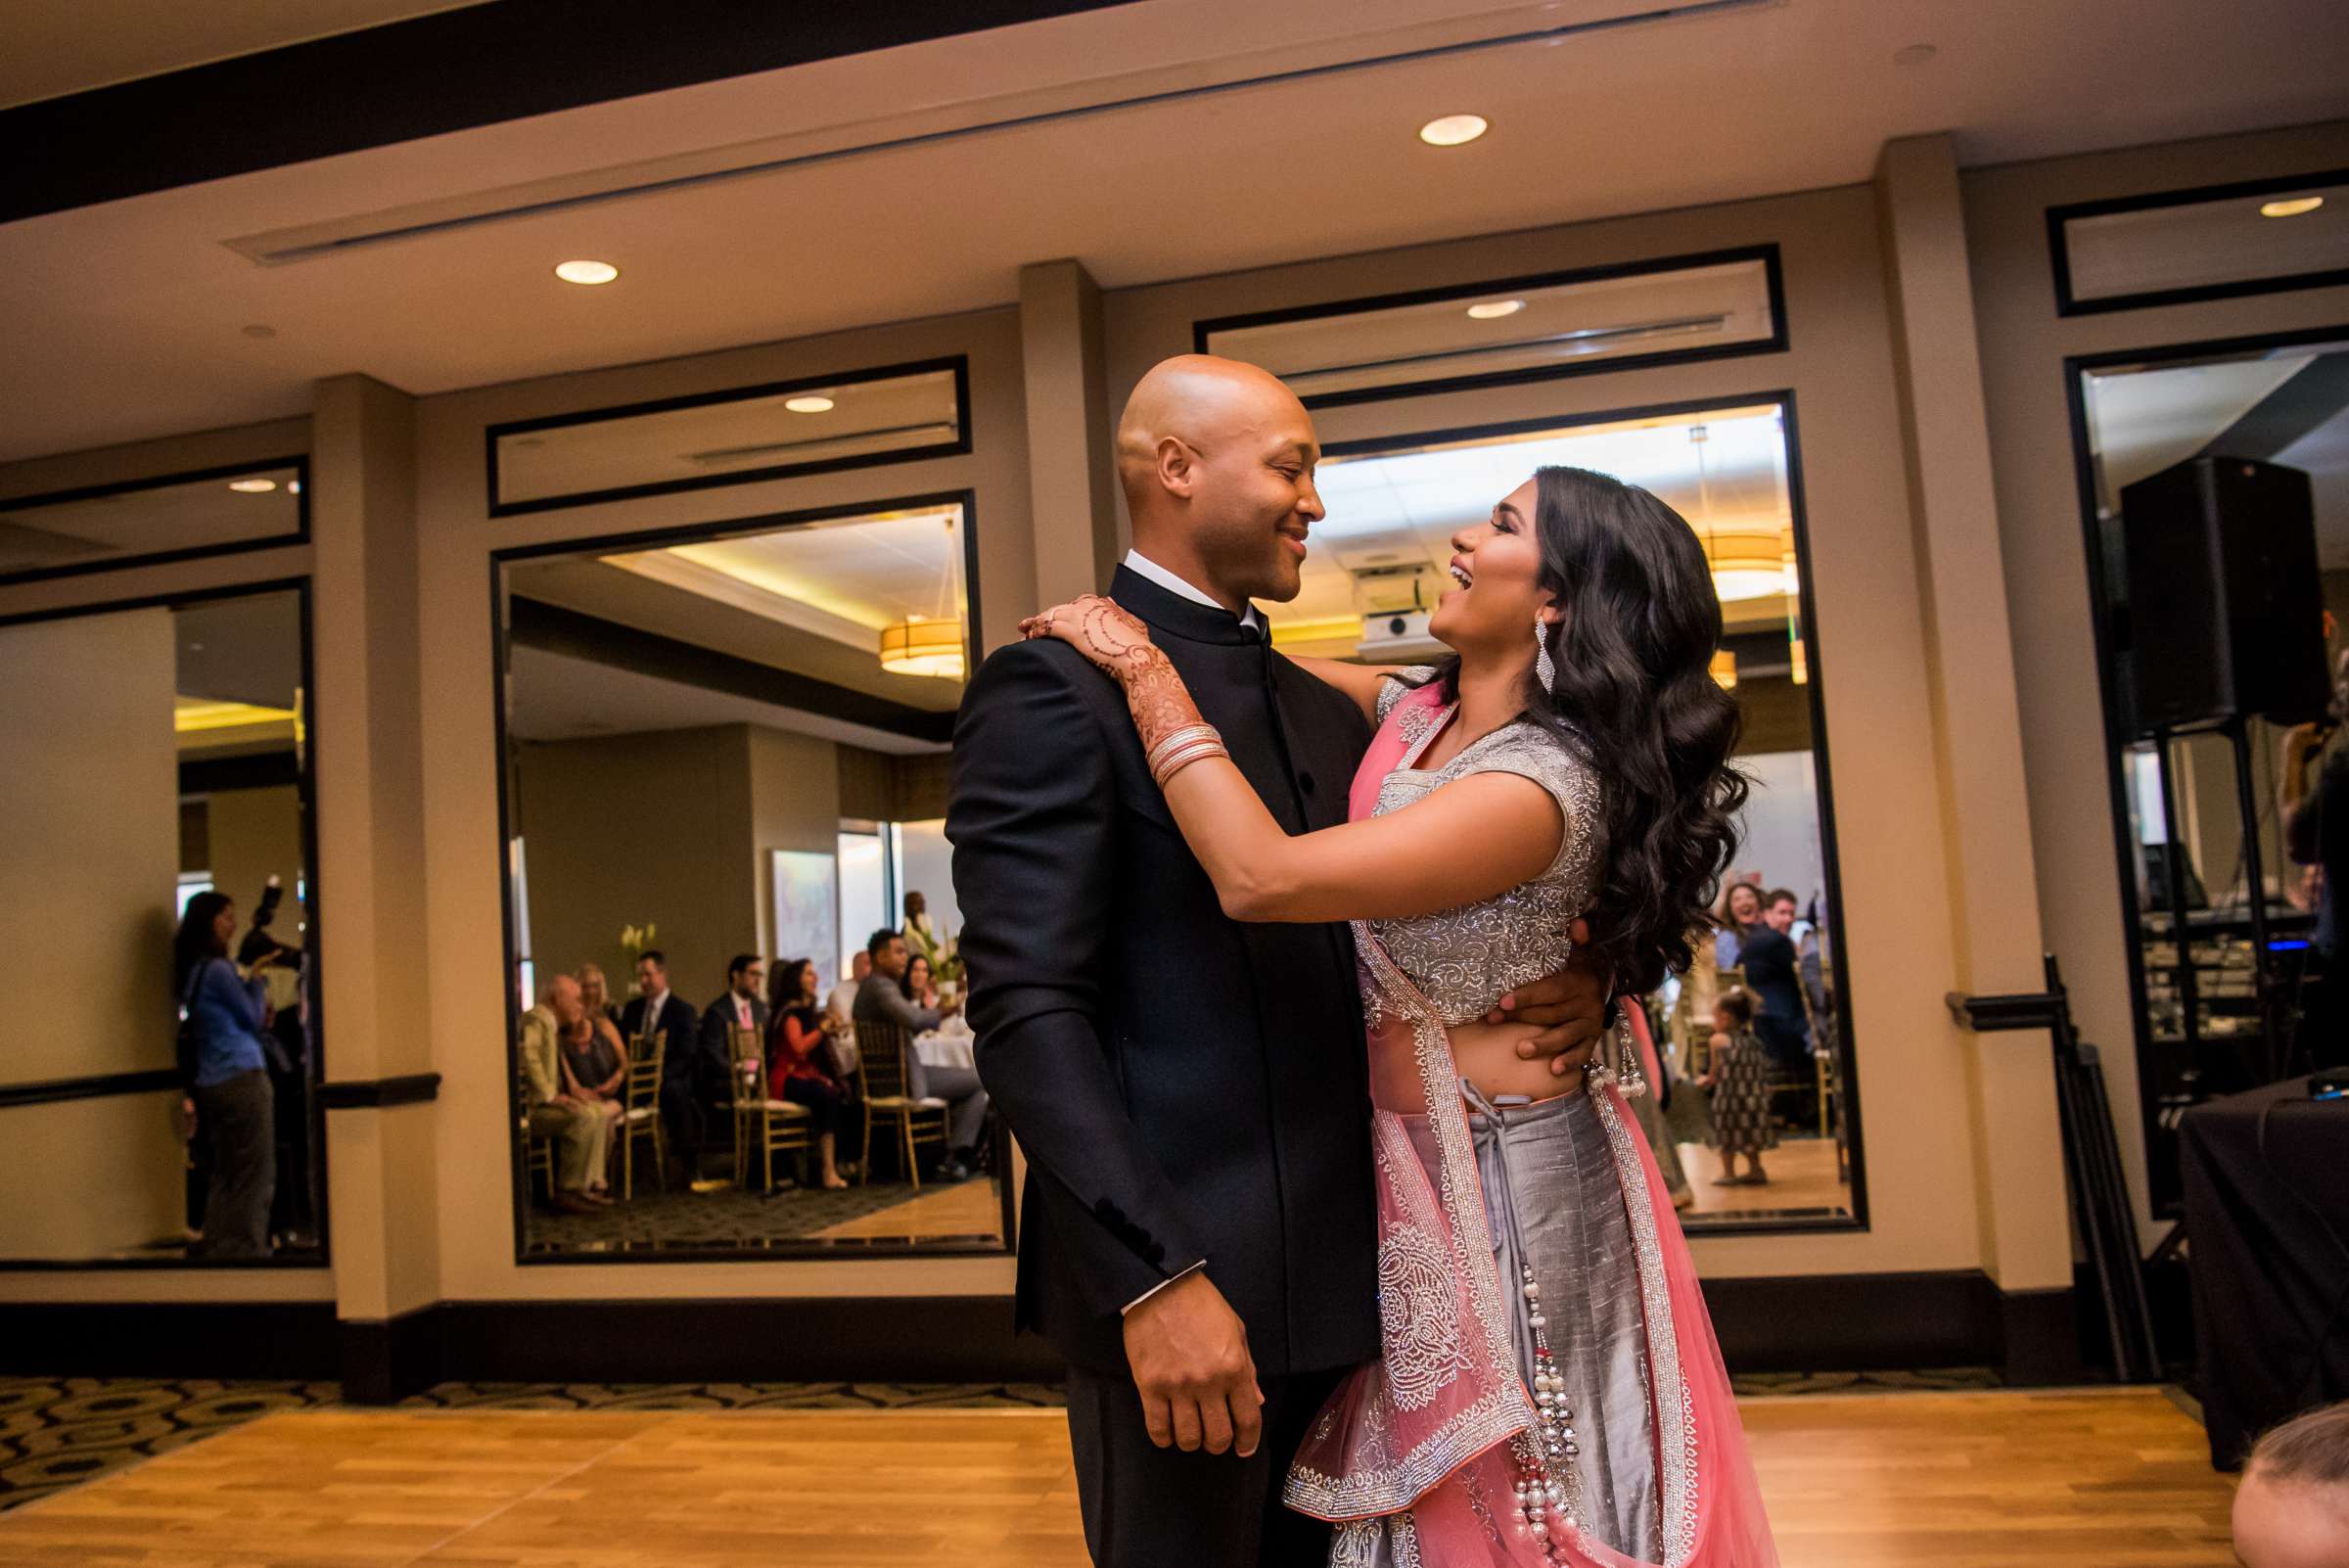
<box><xmin>0</xmin><ymin>1388</ymin><xmax>2230</xmax><ymax>1567</ymax></box>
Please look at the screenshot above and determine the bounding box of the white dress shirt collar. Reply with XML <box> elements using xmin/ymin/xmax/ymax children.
<box><xmin>1123</xmin><ymin>549</ymin><xmax>1260</xmax><ymax>630</ymax></box>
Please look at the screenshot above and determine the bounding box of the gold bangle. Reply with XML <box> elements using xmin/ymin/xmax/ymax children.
<box><xmin>1153</xmin><ymin>739</ymin><xmax>1228</xmax><ymax>788</ymax></box>
<box><xmin>1145</xmin><ymin>723</ymin><xmax>1220</xmax><ymax>774</ymax></box>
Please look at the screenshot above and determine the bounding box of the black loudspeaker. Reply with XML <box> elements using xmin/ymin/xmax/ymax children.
<box><xmin>2119</xmin><ymin>455</ymin><xmax>2328</xmax><ymax>734</ymax></box>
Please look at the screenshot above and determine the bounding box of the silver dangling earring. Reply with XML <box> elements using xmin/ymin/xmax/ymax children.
<box><xmin>1534</xmin><ymin>614</ymin><xmax>1557</xmax><ymax>695</ymax></box>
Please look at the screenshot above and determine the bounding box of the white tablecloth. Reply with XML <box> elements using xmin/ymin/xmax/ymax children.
<box><xmin>914</xmin><ymin>1029</ymin><xmax>976</xmax><ymax>1073</ymax></box>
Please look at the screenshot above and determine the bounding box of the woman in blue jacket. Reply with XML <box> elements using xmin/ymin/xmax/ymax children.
<box><xmin>174</xmin><ymin>892</ymin><xmax>279</xmax><ymax>1259</ymax></box>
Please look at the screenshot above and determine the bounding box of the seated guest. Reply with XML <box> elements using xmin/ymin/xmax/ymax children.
<box><xmin>766</xmin><ymin>957</ymin><xmax>855</xmax><ymax>1189</ymax></box>
<box><xmin>1736</xmin><ymin>886</ymin><xmax>1813</xmax><ymax>1074</ymax></box>
<box><xmin>560</xmin><ymin>968</ymin><xmax>628</xmax><ymax>1192</ymax></box>
<box><xmin>901</xmin><ymin>951</ymin><xmax>942</xmax><ymax>1013</ymax></box>
<box><xmin>825</xmin><ymin>950</ymin><xmax>871</xmax><ymax>1038</ymax></box>
<box><xmin>2235</xmin><ymin>1400</ymin><xmax>2349</xmax><ymax>1568</ymax></box>
<box><xmin>519</xmin><ymin>974</ymin><xmax>612</xmax><ymax>1215</ymax></box>
<box><xmin>700</xmin><ymin>953</ymin><xmax>768</xmax><ymax>1066</ymax></box>
<box><xmin>619</xmin><ymin>951</ymin><xmax>699</xmax><ymax>1186</ymax></box>
<box><xmin>855</xmin><ymin>928</ymin><xmax>989</xmax><ymax>1182</ymax></box>
<box><xmin>576</xmin><ymin>962</ymin><xmax>622</xmax><ymax>1031</ymax></box>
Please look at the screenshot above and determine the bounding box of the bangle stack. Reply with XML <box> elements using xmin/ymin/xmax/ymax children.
<box><xmin>1148</xmin><ymin>722</ymin><xmax>1227</xmax><ymax>787</ymax></box>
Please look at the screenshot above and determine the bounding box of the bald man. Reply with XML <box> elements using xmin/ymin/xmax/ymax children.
<box><xmin>947</xmin><ymin>355</ymin><xmax>1607</xmax><ymax>1567</ymax></box>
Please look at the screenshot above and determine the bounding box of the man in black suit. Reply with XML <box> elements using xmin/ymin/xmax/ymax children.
<box><xmin>619</xmin><ymin>949</ymin><xmax>701</xmax><ymax>1187</ymax></box>
<box><xmin>948</xmin><ymin>355</ymin><xmax>1609</xmax><ymax>1568</ymax></box>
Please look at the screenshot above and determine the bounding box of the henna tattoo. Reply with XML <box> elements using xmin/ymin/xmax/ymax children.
<box><xmin>1022</xmin><ymin>594</ymin><xmax>1209</xmax><ymax>758</ymax></box>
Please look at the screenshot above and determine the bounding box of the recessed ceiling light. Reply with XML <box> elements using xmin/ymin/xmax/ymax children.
<box><xmin>1466</xmin><ymin>300</ymin><xmax>1526</xmax><ymax>320</ymax></box>
<box><xmin>1893</xmin><ymin>43</ymin><xmax>1937</xmax><ymax>66</ymax></box>
<box><xmin>2261</xmin><ymin>196</ymin><xmax>2325</xmax><ymax>218</ymax></box>
<box><xmin>784</xmin><ymin>395</ymin><xmax>836</xmax><ymax>414</ymax></box>
<box><xmin>554</xmin><ymin>259</ymin><xmax>620</xmax><ymax>285</ymax></box>
<box><xmin>1418</xmin><ymin>115</ymin><xmax>1489</xmax><ymax>148</ymax></box>
<box><xmin>227</xmin><ymin>479</ymin><xmax>277</xmax><ymax>493</ymax></box>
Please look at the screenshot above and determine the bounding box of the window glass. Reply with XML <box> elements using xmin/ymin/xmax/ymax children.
<box><xmin>491</xmin><ymin>363</ymin><xmax>965</xmax><ymax>513</ymax></box>
<box><xmin>1201</xmin><ymin>254</ymin><xmax>1778</xmax><ymax>404</ymax></box>
<box><xmin>0</xmin><ymin>463</ymin><xmax>303</xmax><ymax>583</ymax></box>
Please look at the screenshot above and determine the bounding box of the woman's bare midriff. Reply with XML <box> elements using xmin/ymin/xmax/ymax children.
<box><xmin>1368</xmin><ymin>1015</ymin><xmax>1589</xmax><ymax>1115</ymax></box>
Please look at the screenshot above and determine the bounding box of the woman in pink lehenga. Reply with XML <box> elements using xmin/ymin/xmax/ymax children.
<box><xmin>1024</xmin><ymin>464</ymin><xmax>1779</xmax><ymax>1566</ymax></box>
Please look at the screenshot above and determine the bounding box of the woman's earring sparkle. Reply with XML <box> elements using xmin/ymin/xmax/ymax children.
<box><xmin>1535</xmin><ymin>615</ymin><xmax>1557</xmax><ymax>695</ymax></box>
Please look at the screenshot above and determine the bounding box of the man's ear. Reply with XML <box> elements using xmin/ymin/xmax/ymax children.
<box><xmin>1157</xmin><ymin>436</ymin><xmax>1195</xmax><ymax>499</ymax></box>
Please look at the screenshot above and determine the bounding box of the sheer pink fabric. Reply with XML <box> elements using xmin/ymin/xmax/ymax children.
<box><xmin>1284</xmin><ymin>679</ymin><xmax>1779</xmax><ymax>1566</ymax></box>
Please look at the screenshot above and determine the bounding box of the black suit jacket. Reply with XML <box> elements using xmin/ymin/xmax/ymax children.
<box><xmin>620</xmin><ymin>992</ymin><xmax>701</xmax><ymax>1084</ymax></box>
<box><xmin>947</xmin><ymin>567</ymin><xmax>1379</xmax><ymax>1377</ymax></box>
<box><xmin>698</xmin><ymin>992</ymin><xmax>768</xmax><ymax>1076</ymax></box>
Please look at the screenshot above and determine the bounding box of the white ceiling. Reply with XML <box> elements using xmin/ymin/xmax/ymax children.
<box><xmin>0</xmin><ymin>0</ymin><xmax>2341</xmax><ymax>462</ymax></box>
<box><xmin>0</xmin><ymin>0</ymin><xmax>496</xmax><ymax>109</ymax></box>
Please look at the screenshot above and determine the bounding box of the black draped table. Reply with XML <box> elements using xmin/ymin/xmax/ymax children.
<box><xmin>2180</xmin><ymin>1075</ymin><xmax>2349</xmax><ymax>1467</ymax></box>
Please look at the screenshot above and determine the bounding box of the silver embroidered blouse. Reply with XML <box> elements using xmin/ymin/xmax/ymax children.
<box><xmin>1364</xmin><ymin>668</ymin><xmax>1606</xmax><ymax>1027</ymax></box>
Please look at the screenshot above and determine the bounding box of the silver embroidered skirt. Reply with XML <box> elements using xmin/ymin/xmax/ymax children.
<box><xmin>1398</xmin><ymin>1085</ymin><xmax>1664</xmax><ymax>1561</ymax></box>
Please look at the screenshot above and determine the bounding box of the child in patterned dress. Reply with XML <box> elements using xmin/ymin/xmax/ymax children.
<box><xmin>1695</xmin><ymin>988</ymin><xmax>1774</xmax><ymax>1185</ymax></box>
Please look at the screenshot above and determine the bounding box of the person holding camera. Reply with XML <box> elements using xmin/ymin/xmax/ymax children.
<box><xmin>172</xmin><ymin>891</ymin><xmax>279</xmax><ymax>1259</ymax></box>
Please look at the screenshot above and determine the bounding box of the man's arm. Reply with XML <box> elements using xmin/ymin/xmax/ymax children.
<box><xmin>950</xmin><ymin>641</ymin><xmax>1262</xmax><ymax>1455</ymax></box>
<box><xmin>518</xmin><ymin>1016</ymin><xmax>561</xmax><ymax>1105</ymax></box>
<box><xmin>865</xmin><ymin>981</ymin><xmax>943</xmax><ymax>1036</ymax></box>
<box><xmin>950</xmin><ymin>642</ymin><xmax>1213</xmax><ymax>1309</ymax></box>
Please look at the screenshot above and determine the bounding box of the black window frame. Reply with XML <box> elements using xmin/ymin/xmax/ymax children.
<box><xmin>2047</xmin><ymin>167</ymin><xmax>2349</xmax><ymax>318</ymax></box>
<box><xmin>2061</xmin><ymin>323</ymin><xmax>2347</xmax><ymax>1217</ymax></box>
<box><xmin>488</xmin><ymin>486</ymin><xmax>1016</xmax><ymax>1266</ymax></box>
<box><xmin>0</xmin><ymin>574</ymin><xmax>330</xmax><ymax>1271</ymax></box>
<box><xmin>1192</xmin><ymin>244</ymin><xmax>1788</xmax><ymax>411</ymax></box>
<box><xmin>485</xmin><ymin>356</ymin><xmax>973</xmax><ymax>518</ymax></box>
<box><xmin>0</xmin><ymin>456</ymin><xmax>310</xmax><ymax>589</ymax></box>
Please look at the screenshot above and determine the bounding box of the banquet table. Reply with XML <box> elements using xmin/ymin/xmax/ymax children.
<box><xmin>2180</xmin><ymin>1075</ymin><xmax>2349</xmax><ymax>1467</ymax></box>
<box><xmin>914</xmin><ymin>1028</ymin><xmax>976</xmax><ymax>1073</ymax></box>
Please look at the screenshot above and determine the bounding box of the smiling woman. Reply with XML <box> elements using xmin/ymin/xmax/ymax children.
<box><xmin>1277</xmin><ymin>397</ymin><xmax>1859</xmax><ymax>1231</ymax></box>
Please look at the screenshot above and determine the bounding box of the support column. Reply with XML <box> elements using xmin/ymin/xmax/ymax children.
<box><xmin>1873</xmin><ymin>137</ymin><xmax>2073</xmax><ymax>1351</ymax></box>
<box><xmin>1019</xmin><ymin>258</ymin><xmax>1122</xmax><ymax>605</ymax></box>
<box><xmin>310</xmin><ymin>374</ymin><xmax>443</xmax><ymax>1399</ymax></box>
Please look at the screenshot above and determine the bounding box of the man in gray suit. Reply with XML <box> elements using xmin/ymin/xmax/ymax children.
<box><xmin>854</xmin><ymin>927</ymin><xmax>989</xmax><ymax>1180</ymax></box>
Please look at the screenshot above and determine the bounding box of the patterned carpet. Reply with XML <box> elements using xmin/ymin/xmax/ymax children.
<box><xmin>0</xmin><ymin>1367</ymin><xmax>2002</xmax><ymax>1515</ymax></box>
<box><xmin>523</xmin><ymin>1175</ymin><xmax>1006</xmax><ymax>1256</ymax></box>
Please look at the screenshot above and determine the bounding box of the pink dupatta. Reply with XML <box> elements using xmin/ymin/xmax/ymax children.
<box><xmin>1283</xmin><ymin>678</ymin><xmax>1778</xmax><ymax>1567</ymax></box>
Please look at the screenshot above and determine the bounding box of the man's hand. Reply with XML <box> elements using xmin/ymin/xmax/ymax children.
<box><xmin>1121</xmin><ymin>1270</ymin><xmax>1264</xmax><ymax>1457</ymax></box>
<box><xmin>1488</xmin><ymin>917</ymin><xmax>1607</xmax><ymax>1078</ymax></box>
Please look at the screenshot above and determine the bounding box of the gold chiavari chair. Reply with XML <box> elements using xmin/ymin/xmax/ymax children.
<box><xmin>852</xmin><ymin>1020</ymin><xmax>948</xmax><ymax>1191</ymax></box>
<box><xmin>618</xmin><ymin>1030</ymin><xmax>666</xmax><ymax>1198</ymax></box>
<box><xmin>728</xmin><ymin>1024</ymin><xmax>812</xmax><ymax>1195</ymax></box>
<box><xmin>517</xmin><ymin>1047</ymin><xmax>556</xmax><ymax>1201</ymax></box>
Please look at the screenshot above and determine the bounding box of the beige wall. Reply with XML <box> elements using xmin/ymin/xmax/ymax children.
<box><xmin>748</xmin><ymin>724</ymin><xmax>843</xmax><ymax>978</ymax></box>
<box><xmin>206</xmin><ymin>785</ymin><xmax>306</xmax><ymax>932</ymax></box>
<box><xmin>1964</xmin><ymin>119</ymin><xmax>2349</xmax><ymax>1242</ymax></box>
<box><xmin>1106</xmin><ymin>182</ymin><xmax>2012</xmax><ymax>1284</ymax></box>
<box><xmin>0</xmin><ymin>609</ymin><xmax>185</xmax><ymax>1260</ymax></box>
<box><xmin>516</xmin><ymin>724</ymin><xmax>758</xmax><ymax>1009</ymax></box>
<box><xmin>414</xmin><ymin>307</ymin><xmax>1031</xmax><ymax>1303</ymax></box>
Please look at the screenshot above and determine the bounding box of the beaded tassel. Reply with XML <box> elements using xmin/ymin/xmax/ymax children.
<box><xmin>1509</xmin><ymin>1263</ymin><xmax>1582</xmax><ymax>1558</ymax></box>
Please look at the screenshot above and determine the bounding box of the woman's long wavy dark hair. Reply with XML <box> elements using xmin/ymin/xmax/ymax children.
<box><xmin>1422</xmin><ymin>465</ymin><xmax>1749</xmax><ymax>993</ymax></box>
<box><xmin>173</xmin><ymin>892</ymin><xmax>233</xmax><ymax>997</ymax></box>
